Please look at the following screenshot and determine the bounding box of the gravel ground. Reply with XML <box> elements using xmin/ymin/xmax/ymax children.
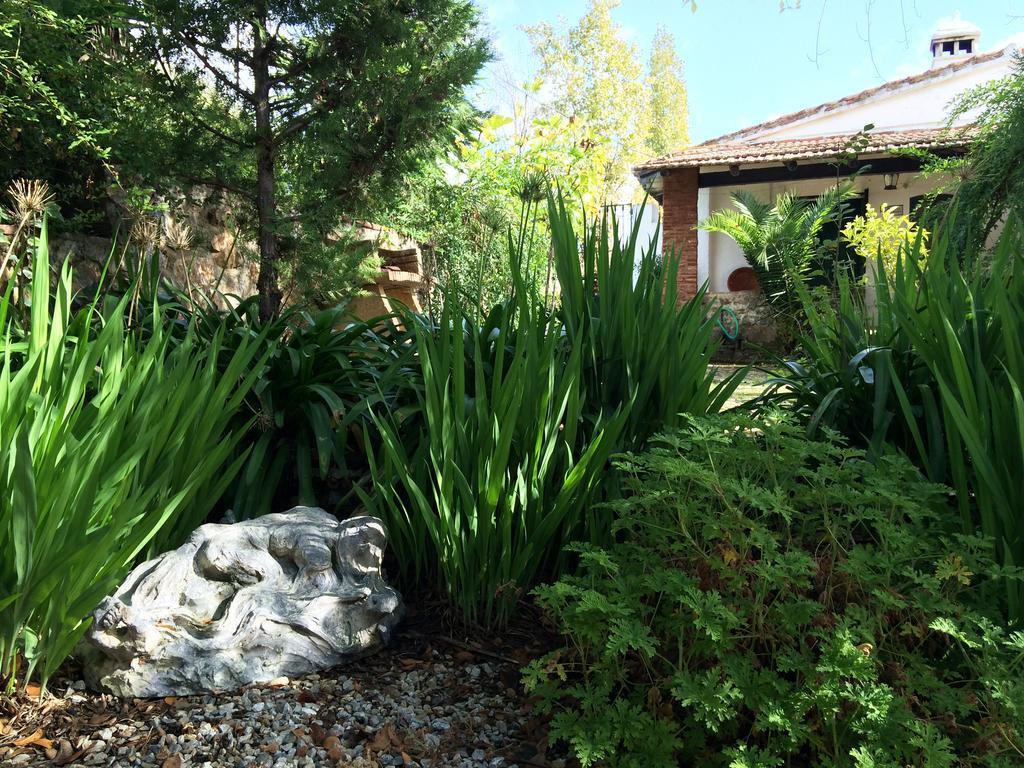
<box><xmin>0</xmin><ymin>626</ymin><xmax>557</xmax><ymax>768</ymax></box>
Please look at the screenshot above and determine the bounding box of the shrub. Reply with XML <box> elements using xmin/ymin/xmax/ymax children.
<box><xmin>841</xmin><ymin>203</ymin><xmax>928</xmax><ymax>279</ymax></box>
<box><xmin>185</xmin><ymin>296</ymin><xmax>420</xmax><ymax>519</ymax></box>
<box><xmin>0</xmin><ymin>223</ymin><xmax>263</xmax><ymax>692</ymax></box>
<box><xmin>933</xmin><ymin>55</ymin><xmax>1024</xmax><ymax>251</ymax></box>
<box><xmin>765</xmin><ymin>216</ymin><xmax>1024</xmax><ymax>619</ymax></box>
<box><xmin>364</xmin><ymin>194</ymin><xmax>737</xmax><ymax>627</ymax></box>
<box><xmin>525</xmin><ymin>414</ymin><xmax>1024</xmax><ymax>768</ymax></box>
<box><xmin>698</xmin><ymin>183</ymin><xmax>858</xmax><ymax>339</ymax></box>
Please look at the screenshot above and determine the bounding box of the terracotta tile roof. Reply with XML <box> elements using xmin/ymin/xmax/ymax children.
<box><xmin>634</xmin><ymin>46</ymin><xmax>1010</xmax><ymax>176</ymax></box>
<box><xmin>635</xmin><ymin>127</ymin><xmax>974</xmax><ymax>174</ymax></box>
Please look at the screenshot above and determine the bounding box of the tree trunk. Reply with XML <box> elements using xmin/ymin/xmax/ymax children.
<box><xmin>253</xmin><ymin>13</ymin><xmax>282</xmax><ymax>322</ymax></box>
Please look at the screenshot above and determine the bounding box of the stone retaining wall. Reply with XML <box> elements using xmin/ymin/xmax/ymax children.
<box><xmin>704</xmin><ymin>289</ymin><xmax>783</xmax><ymax>358</ymax></box>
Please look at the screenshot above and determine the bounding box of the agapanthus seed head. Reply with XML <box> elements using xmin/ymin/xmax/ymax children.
<box><xmin>129</xmin><ymin>217</ymin><xmax>160</xmax><ymax>249</ymax></box>
<box><xmin>7</xmin><ymin>179</ymin><xmax>55</xmax><ymax>221</ymax></box>
<box><xmin>164</xmin><ymin>219</ymin><xmax>194</xmax><ymax>251</ymax></box>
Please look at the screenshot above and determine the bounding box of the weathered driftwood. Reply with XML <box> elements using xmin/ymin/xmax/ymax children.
<box><xmin>79</xmin><ymin>508</ymin><xmax>403</xmax><ymax>697</ymax></box>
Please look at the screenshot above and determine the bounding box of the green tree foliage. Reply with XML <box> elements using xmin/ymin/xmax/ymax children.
<box><xmin>382</xmin><ymin>101</ymin><xmax>608</xmax><ymax>314</ymax></box>
<box><xmin>123</xmin><ymin>0</ymin><xmax>488</xmax><ymax>319</ymax></box>
<box><xmin>645</xmin><ymin>26</ymin><xmax>690</xmax><ymax>158</ymax></box>
<box><xmin>385</xmin><ymin>3</ymin><xmax>691</xmax><ymax>313</ymax></box>
<box><xmin>526</xmin><ymin>415</ymin><xmax>1024</xmax><ymax>767</ymax></box>
<box><xmin>0</xmin><ymin>1</ymin><xmax>141</xmax><ymax>231</ymax></box>
<box><xmin>940</xmin><ymin>55</ymin><xmax>1024</xmax><ymax>250</ymax></box>
<box><xmin>841</xmin><ymin>202</ymin><xmax>928</xmax><ymax>278</ymax></box>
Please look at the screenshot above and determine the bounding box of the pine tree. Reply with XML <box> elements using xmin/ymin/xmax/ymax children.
<box><xmin>129</xmin><ymin>0</ymin><xmax>488</xmax><ymax>319</ymax></box>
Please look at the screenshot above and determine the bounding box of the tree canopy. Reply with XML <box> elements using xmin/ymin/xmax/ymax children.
<box><xmin>525</xmin><ymin>1</ymin><xmax>690</xmax><ymax>204</ymax></box>
<box><xmin>1</xmin><ymin>0</ymin><xmax>489</xmax><ymax>319</ymax></box>
<box><xmin>126</xmin><ymin>0</ymin><xmax>489</xmax><ymax>318</ymax></box>
<box><xmin>646</xmin><ymin>26</ymin><xmax>690</xmax><ymax>158</ymax></box>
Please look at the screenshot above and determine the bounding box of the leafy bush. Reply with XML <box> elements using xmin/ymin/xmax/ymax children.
<box><xmin>841</xmin><ymin>203</ymin><xmax>928</xmax><ymax>279</ymax></box>
<box><xmin>765</xmin><ymin>216</ymin><xmax>1024</xmax><ymax>619</ymax></box>
<box><xmin>181</xmin><ymin>295</ymin><xmax>420</xmax><ymax>520</ymax></box>
<box><xmin>0</xmin><ymin>223</ymin><xmax>262</xmax><ymax>692</ymax></box>
<box><xmin>364</xmin><ymin>195</ymin><xmax>736</xmax><ymax>626</ymax></box>
<box><xmin>934</xmin><ymin>55</ymin><xmax>1024</xmax><ymax>251</ymax></box>
<box><xmin>525</xmin><ymin>414</ymin><xmax>1024</xmax><ymax>767</ymax></box>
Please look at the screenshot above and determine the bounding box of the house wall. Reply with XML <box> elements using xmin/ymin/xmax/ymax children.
<box><xmin>748</xmin><ymin>49</ymin><xmax>1014</xmax><ymax>141</ymax></box>
<box><xmin>702</xmin><ymin>169</ymin><xmax>944</xmax><ymax>292</ymax></box>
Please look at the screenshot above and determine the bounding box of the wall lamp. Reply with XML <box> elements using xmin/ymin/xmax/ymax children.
<box><xmin>883</xmin><ymin>172</ymin><xmax>900</xmax><ymax>191</ymax></box>
<box><xmin>729</xmin><ymin>164</ymin><xmax>741</xmax><ymax>177</ymax></box>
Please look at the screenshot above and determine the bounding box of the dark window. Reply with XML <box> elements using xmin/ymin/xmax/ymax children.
<box><xmin>800</xmin><ymin>191</ymin><xmax>869</xmax><ymax>286</ymax></box>
<box><xmin>959</xmin><ymin>40</ymin><xmax>973</xmax><ymax>53</ymax></box>
<box><xmin>943</xmin><ymin>41</ymin><xmax>956</xmax><ymax>54</ymax></box>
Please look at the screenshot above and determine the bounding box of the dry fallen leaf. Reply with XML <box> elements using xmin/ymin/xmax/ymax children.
<box><xmin>163</xmin><ymin>696</ymin><xmax>177</xmax><ymax>706</ymax></box>
<box><xmin>51</xmin><ymin>739</ymin><xmax>84</xmax><ymax>766</ymax></box>
<box><xmin>13</xmin><ymin>728</ymin><xmax>54</xmax><ymax>750</ymax></box>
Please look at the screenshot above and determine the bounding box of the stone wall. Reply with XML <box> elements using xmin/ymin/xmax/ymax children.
<box><xmin>48</xmin><ymin>232</ymin><xmax>259</xmax><ymax>305</ymax></box>
<box><xmin>704</xmin><ymin>289</ymin><xmax>782</xmax><ymax>359</ymax></box>
<box><xmin>43</xmin><ymin>221</ymin><xmax>426</xmax><ymax>315</ymax></box>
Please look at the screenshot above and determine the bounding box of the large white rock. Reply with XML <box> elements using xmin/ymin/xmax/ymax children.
<box><xmin>79</xmin><ymin>507</ymin><xmax>403</xmax><ymax>697</ymax></box>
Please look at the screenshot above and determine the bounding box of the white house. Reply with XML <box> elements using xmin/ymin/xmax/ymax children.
<box><xmin>634</xmin><ymin>14</ymin><xmax>1018</xmax><ymax>319</ymax></box>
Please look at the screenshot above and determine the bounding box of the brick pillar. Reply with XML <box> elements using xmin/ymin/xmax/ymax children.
<box><xmin>660</xmin><ymin>167</ymin><xmax>700</xmax><ymax>304</ymax></box>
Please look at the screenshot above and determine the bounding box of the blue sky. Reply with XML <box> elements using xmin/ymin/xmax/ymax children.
<box><xmin>474</xmin><ymin>0</ymin><xmax>1024</xmax><ymax>143</ymax></box>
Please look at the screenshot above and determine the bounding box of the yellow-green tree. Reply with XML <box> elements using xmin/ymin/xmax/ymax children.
<box><xmin>525</xmin><ymin>0</ymin><xmax>649</xmax><ymax>204</ymax></box>
<box><xmin>645</xmin><ymin>26</ymin><xmax>690</xmax><ymax>158</ymax></box>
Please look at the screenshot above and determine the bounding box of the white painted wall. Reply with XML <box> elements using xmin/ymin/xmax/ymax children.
<box><xmin>748</xmin><ymin>48</ymin><xmax>1016</xmax><ymax>141</ymax></box>
<box><xmin>700</xmin><ymin>169</ymin><xmax>944</xmax><ymax>292</ymax></box>
<box><xmin>606</xmin><ymin>202</ymin><xmax>662</xmax><ymax>281</ymax></box>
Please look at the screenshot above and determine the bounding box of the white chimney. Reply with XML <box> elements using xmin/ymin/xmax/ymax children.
<box><xmin>930</xmin><ymin>11</ymin><xmax>981</xmax><ymax>68</ymax></box>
